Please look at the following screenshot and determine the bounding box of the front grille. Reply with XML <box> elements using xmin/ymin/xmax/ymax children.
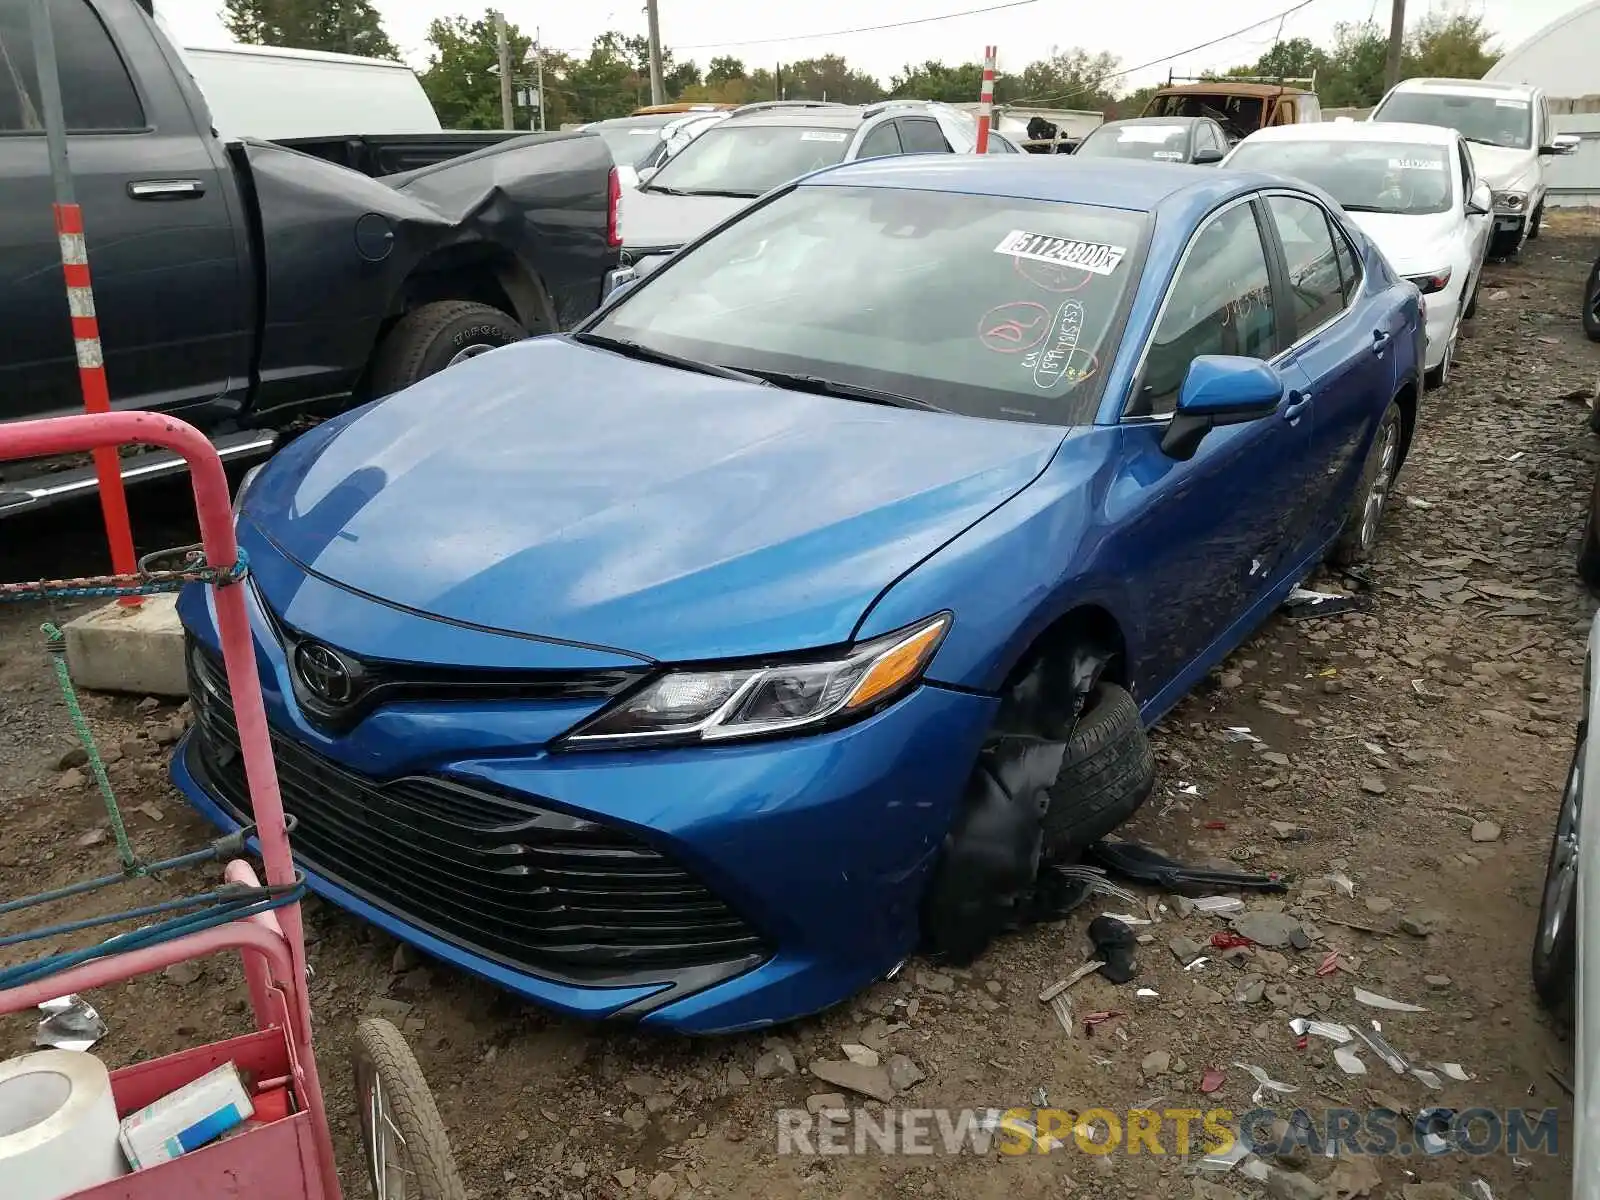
<box><xmin>186</xmin><ymin>643</ymin><xmax>767</xmax><ymax>982</ymax></box>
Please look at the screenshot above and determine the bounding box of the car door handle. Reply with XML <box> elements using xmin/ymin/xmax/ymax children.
<box><xmin>1283</xmin><ymin>391</ymin><xmax>1312</xmax><ymax>422</ymax></box>
<box><xmin>128</xmin><ymin>179</ymin><xmax>205</xmax><ymax>200</ymax></box>
<box><xmin>1370</xmin><ymin>329</ymin><xmax>1392</xmax><ymax>356</ymax></box>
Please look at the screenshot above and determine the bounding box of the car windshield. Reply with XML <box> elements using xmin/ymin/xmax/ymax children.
<box><xmin>592</xmin><ymin>119</ymin><xmax>673</xmax><ymax>168</ymax></box>
<box><xmin>590</xmin><ymin>184</ymin><xmax>1148</xmax><ymax>424</ymax></box>
<box><xmin>646</xmin><ymin>123</ymin><xmax>854</xmax><ymax>196</ymax></box>
<box><xmin>1372</xmin><ymin>91</ymin><xmax>1531</xmax><ymax>149</ymax></box>
<box><xmin>1077</xmin><ymin>123</ymin><xmax>1190</xmax><ymax>161</ymax></box>
<box><xmin>1227</xmin><ymin>139</ymin><xmax>1454</xmax><ymax>215</ymax></box>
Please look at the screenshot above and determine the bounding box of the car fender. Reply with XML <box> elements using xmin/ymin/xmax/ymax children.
<box><xmin>854</xmin><ymin>427</ymin><xmax>1143</xmax><ymax>697</ymax></box>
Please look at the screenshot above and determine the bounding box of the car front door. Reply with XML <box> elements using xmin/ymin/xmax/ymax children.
<box><xmin>1458</xmin><ymin>137</ymin><xmax>1492</xmax><ymax>271</ymax></box>
<box><xmin>0</xmin><ymin>0</ymin><xmax>249</xmax><ymax>420</ymax></box>
<box><xmin>1114</xmin><ymin>195</ymin><xmax>1314</xmax><ymax>687</ymax></box>
<box><xmin>1262</xmin><ymin>192</ymin><xmax>1390</xmax><ymax>549</ymax></box>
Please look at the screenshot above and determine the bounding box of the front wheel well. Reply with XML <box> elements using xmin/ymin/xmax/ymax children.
<box><xmin>995</xmin><ymin>604</ymin><xmax>1130</xmax><ymax>732</ymax></box>
<box><xmin>389</xmin><ymin>245</ymin><xmax>556</xmax><ymax>337</ymax></box>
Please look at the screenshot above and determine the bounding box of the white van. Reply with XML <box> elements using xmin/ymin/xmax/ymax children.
<box><xmin>1369</xmin><ymin>77</ymin><xmax>1577</xmax><ymax>258</ymax></box>
<box><xmin>179</xmin><ymin>43</ymin><xmax>443</xmax><ymax>140</ymax></box>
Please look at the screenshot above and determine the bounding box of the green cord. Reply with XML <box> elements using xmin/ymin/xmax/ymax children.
<box><xmin>41</xmin><ymin>622</ymin><xmax>140</xmax><ymax>876</ymax></box>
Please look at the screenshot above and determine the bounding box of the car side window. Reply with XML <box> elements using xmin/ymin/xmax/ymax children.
<box><xmin>1328</xmin><ymin>214</ymin><xmax>1362</xmax><ymax>305</ymax></box>
<box><xmin>897</xmin><ymin>118</ymin><xmax>953</xmax><ymax>154</ymax></box>
<box><xmin>1199</xmin><ymin>123</ymin><xmax>1223</xmax><ymax>153</ymax></box>
<box><xmin>856</xmin><ymin>121</ymin><xmax>903</xmax><ymax>160</ymax></box>
<box><xmin>1265</xmin><ymin>195</ymin><xmax>1347</xmax><ymax>337</ymax></box>
<box><xmin>1129</xmin><ymin>201</ymin><xmax>1278</xmax><ymax>419</ymax></box>
<box><xmin>985</xmin><ymin>131</ymin><xmax>1017</xmax><ymax>153</ymax></box>
<box><xmin>0</xmin><ymin>0</ymin><xmax>145</xmax><ymax>132</ymax></box>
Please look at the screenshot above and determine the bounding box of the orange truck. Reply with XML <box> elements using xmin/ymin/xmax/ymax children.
<box><xmin>1140</xmin><ymin>76</ymin><xmax>1322</xmax><ymax>144</ymax></box>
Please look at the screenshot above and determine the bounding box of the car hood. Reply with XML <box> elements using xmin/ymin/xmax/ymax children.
<box><xmin>1346</xmin><ymin>211</ymin><xmax>1462</xmax><ymax>276</ymax></box>
<box><xmin>1465</xmin><ymin>142</ymin><xmax>1535</xmax><ymax>190</ymax></box>
<box><xmin>620</xmin><ymin>186</ymin><xmax>751</xmax><ymax>253</ymax></box>
<box><xmin>246</xmin><ymin>337</ymin><xmax>1066</xmax><ymax>663</ymax></box>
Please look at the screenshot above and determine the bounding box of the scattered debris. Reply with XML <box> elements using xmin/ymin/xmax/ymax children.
<box><xmin>1349</xmin><ymin>1024</ymin><xmax>1410</xmax><ymax>1075</ymax></box>
<box><xmin>1233</xmin><ymin>1062</ymin><xmax>1298</xmax><ymax>1104</ymax></box>
<box><xmin>1087</xmin><ymin>915</ymin><xmax>1139</xmax><ymax>984</ymax></box>
<box><xmin>1135</xmin><ymin>987</ymin><xmax>1160</xmax><ymax>1000</ymax></box>
<box><xmin>1353</xmin><ymin>986</ymin><xmax>1425</xmax><ymax>1013</ymax></box>
<box><xmin>1231</xmin><ymin>911</ymin><xmax>1304</xmax><ymax>948</ymax></box>
<box><xmin>1323</xmin><ymin>1155</ymin><xmax>1383</xmax><ymax>1199</ymax></box>
<box><xmin>1194</xmin><ymin>896</ymin><xmax>1246</xmax><ymax>914</ymax></box>
<box><xmin>1089</xmin><ymin>839</ymin><xmax>1286</xmax><ymax>893</ymax></box>
<box><xmin>1140</xmin><ymin>1049</ymin><xmax>1171</xmax><ymax>1078</ymax></box>
<box><xmin>1334</xmin><ymin>1046</ymin><xmax>1367</xmax><ymax>1075</ymax></box>
<box><xmin>35</xmin><ymin>995</ymin><xmax>106</xmax><ymax>1051</ymax></box>
<box><xmin>808</xmin><ymin>1058</ymin><xmax>894</xmax><ymax>1103</ymax></box>
<box><xmin>1471</xmin><ymin>820</ymin><xmax>1503</xmax><ymax>843</ymax></box>
<box><xmin>1316</xmin><ymin>951</ymin><xmax>1343</xmax><ymax>976</ymax></box>
<box><xmin>841</xmin><ymin>1043</ymin><xmax>879</xmax><ymax>1067</ymax></box>
<box><xmin>1048</xmin><ymin>991</ymin><xmax>1074</xmax><ymax>1035</ymax></box>
<box><xmin>1399</xmin><ymin>909</ymin><xmax>1446</xmax><ymax>937</ymax></box>
<box><xmin>1171</xmin><ymin>935</ymin><xmax>1206</xmax><ymax>963</ymax></box>
<box><xmin>1289</xmin><ymin>1018</ymin><xmax>1352</xmax><ymax>1044</ymax></box>
<box><xmin>1082</xmin><ymin>1010</ymin><xmax>1123</xmax><ymax>1035</ymax></box>
<box><xmin>1282</xmin><ymin>588</ymin><xmax>1369</xmax><ymax>619</ymax></box>
<box><xmin>1199</xmin><ymin>1066</ymin><xmax>1225</xmax><ymax>1094</ymax></box>
<box><xmin>1039</xmin><ymin>960</ymin><xmax>1105</xmax><ymax>1001</ymax></box>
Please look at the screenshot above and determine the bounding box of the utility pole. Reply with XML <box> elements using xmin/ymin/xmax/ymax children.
<box><xmin>494</xmin><ymin>9</ymin><xmax>514</xmax><ymax>130</ymax></box>
<box><xmin>644</xmin><ymin>0</ymin><xmax>665</xmax><ymax>106</ymax></box>
<box><xmin>1384</xmin><ymin>0</ymin><xmax>1406</xmax><ymax>93</ymax></box>
<box><xmin>535</xmin><ymin>29</ymin><xmax>545</xmax><ymax>131</ymax></box>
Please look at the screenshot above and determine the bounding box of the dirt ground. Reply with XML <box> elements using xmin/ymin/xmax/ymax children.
<box><xmin>2</xmin><ymin>213</ymin><xmax>1598</xmax><ymax>1200</ymax></box>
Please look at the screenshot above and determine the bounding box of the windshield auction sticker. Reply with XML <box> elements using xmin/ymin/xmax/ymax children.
<box><xmin>800</xmin><ymin>130</ymin><xmax>848</xmax><ymax>141</ymax></box>
<box><xmin>1389</xmin><ymin>157</ymin><xmax>1445</xmax><ymax>171</ymax></box>
<box><xmin>995</xmin><ymin>231</ymin><xmax>1127</xmax><ymax>276</ymax></box>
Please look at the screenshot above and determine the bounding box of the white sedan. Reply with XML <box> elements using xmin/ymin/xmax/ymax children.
<box><xmin>1223</xmin><ymin>120</ymin><xmax>1493</xmax><ymax>388</ymax></box>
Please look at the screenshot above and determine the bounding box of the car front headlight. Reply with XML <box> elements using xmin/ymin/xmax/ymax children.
<box><xmin>562</xmin><ymin>613</ymin><xmax>951</xmax><ymax>747</ymax></box>
<box><xmin>1493</xmin><ymin>190</ymin><xmax>1526</xmax><ymax>211</ymax></box>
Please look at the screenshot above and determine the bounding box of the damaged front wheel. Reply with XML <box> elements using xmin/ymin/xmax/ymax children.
<box><xmin>1040</xmin><ymin>683</ymin><xmax>1154</xmax><ymax>857</ymax></box>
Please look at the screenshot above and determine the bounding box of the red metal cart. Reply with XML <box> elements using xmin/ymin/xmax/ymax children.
<box><xmin>0</xmin><ymin>412</ymin><xmax>463</xmax><ymax>1200</ymax></box>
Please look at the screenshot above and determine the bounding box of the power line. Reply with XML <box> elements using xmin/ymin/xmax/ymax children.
<box><xmin>1007</xmin><ymin>0</ymin><xmax>1322</xmax><ymax>107</ymax></box>
<box><xmin>665</xmin><ymin>0</ymin><xmax>1042</xmax><ymax>51</ymax></box>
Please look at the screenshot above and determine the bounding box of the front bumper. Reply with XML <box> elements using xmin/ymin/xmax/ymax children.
<box><xmin>1492</xmin><ymin>212</ymin><xmax>1526</xmax><ymax>240</ymax></box>
<box><xmin>170</xmin><ymin>577</ymin><xmax>996</xmax><ymax>1034</ymax></box>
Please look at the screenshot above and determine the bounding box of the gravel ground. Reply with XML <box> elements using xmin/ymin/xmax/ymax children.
<box><xmin>1</xmin><ymin>212</ymin><xmax>1597</xmax><ymax>1200</ymax></box>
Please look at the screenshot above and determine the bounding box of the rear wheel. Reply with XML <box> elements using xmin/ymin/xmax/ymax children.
<box><xmin>354</xmin><ymin>1018</ymin><xmax>466</xmax><ymax>1200</ymax></box>
<box><xmin>1583</xmin><ymin>255</ymin><xmax>1600</xmax><ymax>343</ymax></box>
<box><xmin>1532</xmin><ymin>726</ymin><xmax>1583</xmax><ymax>1015</ymax></box>
<box><xmin>370</xmin><ymin>301</ymin><xmax>527</xmax><ymax>398</ymax></box>
<box><xmin>1329</xmin><ymin>401</ymin><xmax>1402</xmax><ymax>567</ymax></box>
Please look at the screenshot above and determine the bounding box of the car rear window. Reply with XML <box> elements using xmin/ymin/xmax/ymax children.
<box><xmin>646</xmin><ymin>123</ymin><xmax>854</xmax><ymax>197</ymax></box>
<box><xmin>593</xmin><ymin>183</ymin><xmax>1150</xmax><ymax>425</ymax></box>
<box><xmin>1227</xmin><ymin>139</ymin><xmax>1454</xmax><ymax>215</ymax></box>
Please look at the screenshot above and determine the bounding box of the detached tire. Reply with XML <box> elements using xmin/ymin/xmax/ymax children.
<box><xmin>1041</xmin><ymin>683</ymin><xmax>1154</xmax><ymax>856</ymax></box>
<box><xmin>353</xmin><ymin>1017</ymin><xmax>467</xmax><ymax>1200</ymax></box>
<box><xmin>371</xmin><ymin>301</ymin><xmax>527</xmax><ymax>398</ymax></box>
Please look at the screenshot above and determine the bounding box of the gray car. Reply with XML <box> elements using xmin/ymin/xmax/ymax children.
<box><xmin>611</xmin><ymin>100</ymin><xmax>1020</xmax><ymax>293</ymax></box>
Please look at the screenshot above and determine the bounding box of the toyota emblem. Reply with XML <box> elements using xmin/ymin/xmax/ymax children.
<box><xmin>295</xmin><ymin>642</ymin><xmax>354</xmax><ymax>705</ymax></box>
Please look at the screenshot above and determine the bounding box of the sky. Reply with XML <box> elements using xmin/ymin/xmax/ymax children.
<box><xmin>155</xmin><ymin>0</ymin><xmax>1586</xmax><ymax>93</ymax></box>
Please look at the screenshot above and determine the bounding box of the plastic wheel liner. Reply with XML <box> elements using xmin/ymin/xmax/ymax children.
<box><xmin>922</xmin><ymin>641</ymin><xmax>1114</xmax><ymax>964</ymax></box>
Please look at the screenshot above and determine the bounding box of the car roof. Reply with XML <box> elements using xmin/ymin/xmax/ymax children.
<box><xmin>721</xmin><ymin>106</ymin><xmax>866</xmax><ymax>129</ymax></box>
<box><xmin>1390</xmin><ymin>77</ymin><xmax>1537</xmax><ymax>97</ymax></box>
<box><xmin>586</xmin><ymin>114</ymin><xmax>678</xmax><ymax>130</ymax></box>
<box><xmin>1156</xmin><ymin>81</ymin><xmax>1310</xmax><ymax>98</ymax></box>
<box><xmin>802</xmin><ymin>155</ymin><xmax>1281</xmax><ymax>214</ymax></box>
<box><xmin>1238</xmin><ymin>121</ymin><xmax>1457</xmax><ymax>146</ymax></box>
<box><xmin>1097</xmin><ymin>116</ymin><xmax>1206</xmax><ymax>129</ymax></box>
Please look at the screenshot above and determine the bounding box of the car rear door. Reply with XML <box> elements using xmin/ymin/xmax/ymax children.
<box><xmin>896</xmin><ymin>117</ymin><xmax>954</xmax><ymax>155</ymax></box>
<box><xmin>1261</xmin><ymin>192</ymin><xmax>1391</xmax><ymax>549</ymax></box>
<box><xmin>1115</xmin><ymin>195</ymin><xmax>1314</xmax><ymax>685</ymax></box>
<box><xmin>0</xmin><ymin>0</ymin><xmax>250</xmax><ymax>420</ymax></box>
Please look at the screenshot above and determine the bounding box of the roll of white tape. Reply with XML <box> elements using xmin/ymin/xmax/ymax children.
<box><xmin>0</xmin><ymin>1050</ymin><xmax>127</xmax><ymax>1200</ymax></box>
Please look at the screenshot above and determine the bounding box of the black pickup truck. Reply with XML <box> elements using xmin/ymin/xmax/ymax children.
<box><xmin>0</xmin><ymin>0</ymin><xmax>620</xmax><ymax>514</ymax></box>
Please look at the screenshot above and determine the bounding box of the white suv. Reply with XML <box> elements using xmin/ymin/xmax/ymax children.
<box><xmin>1370</xmin><ymin>77</ymin><xmax>1577</xmax><ymax>258</ymax></box>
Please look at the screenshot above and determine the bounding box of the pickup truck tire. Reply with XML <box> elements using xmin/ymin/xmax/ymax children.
<box><xmin>1041</xmin><ymin>683</ymin><xmax>1154</xmax><ymax>857</ymax></box>
<box><xmin>371</xmin><ymin>301</ymin><xmax>527</xmax><ymax>397</ymax></box>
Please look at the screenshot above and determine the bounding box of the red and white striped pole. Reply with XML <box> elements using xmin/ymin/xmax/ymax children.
<box><xmin>975</xmin><ymin>45</ymin><xmax>997</xmax><ymax>154</ymax></box>
<box><xmin>28</xmin><ymin>0</ymin><xmax>139</xmax><ymax>603</ymax></box>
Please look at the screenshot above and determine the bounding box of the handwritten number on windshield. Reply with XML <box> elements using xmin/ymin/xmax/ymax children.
<box><xmin>978</xmin><ymin>301</ymin><xmax>1052</xmax><ymax>353</ymax></box>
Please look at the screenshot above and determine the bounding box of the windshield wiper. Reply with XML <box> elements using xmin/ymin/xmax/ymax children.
<box><xmin>679</xmin><ymin>188</ymin><xmax>762</xmax><ymax>199</ymax></box>
<box><xmin>639</xmin><ymin>183</ymin><xmax>689</xmax><ymax>195</ymax></box>
<box><xmin>747</xmin><ymin>369</ymin><xmax>945</xmax><ymax>412</ymax></box>
<box><xmin>1339</xmin><ymin>203</ymin><xmax>1388</xmax><ymax>213</ymax></box>
<box><xmin>569</xmin><ymin>332</ymin><xmax>770</xmax><ymax>385</ymax></box>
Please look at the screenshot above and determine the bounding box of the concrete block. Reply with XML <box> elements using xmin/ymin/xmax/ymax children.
<box><xmin>64</xmin><ymin>594</ymin><xmax>187</xmax><ymax>698</ymax></box>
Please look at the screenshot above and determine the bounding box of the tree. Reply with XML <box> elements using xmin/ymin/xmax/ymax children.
<box><xmin>1243</xmin><ymin>37</ymin><xmax>1328</xmax><ymax>82</ymax></box>
<box><xmin>889</xmin><ymin>60</ymin><xmax>984</xmax><ymax>102</ymax></box>
<box><xmin>1007</xmin><ymin>49</ymin><xmax>1120</xmax><ymax>110</ymax></box>
<box><xmin>1318</xmin><ymin>20</ymin><xmax>1389</xmax><ymax>108</ymax></box>
<box><xmin>420</xmin><ymin>14</ymin><xmax>543</xmax><ymax>128</ymax></box>
<box><xmin>1407</xmin><ymin>12</ymin><xmax>1498</xmax><ymax>80</ymax></box>
<box><xmin>706</xmin><ymin>56</ymin><xmax>746</xmax><ymax>86</ymax></box>
<box><xmin>776</xmin><ymin>55</ymin><xmax>884</xmax><ymax>104</ymax></box>
<box><xmin>222</xmin><ymin>0</ymin><xmax>400</xmax><ymax>60</ymax></box>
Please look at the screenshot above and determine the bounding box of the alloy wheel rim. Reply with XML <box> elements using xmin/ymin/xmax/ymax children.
<box><xmin>1539</xmin><ymin>733</ymin><xmax>1584</xmax><ymax>960</ymax></box>
<box><xmin>1359</xmin><ymin>420</ymin><xmax>1399</xmax><ymax>550</ymax></box>
<box><xmin>447</xmin><ymin>343</ymin><xmax>497</xmax><ymax>368</ymax></box>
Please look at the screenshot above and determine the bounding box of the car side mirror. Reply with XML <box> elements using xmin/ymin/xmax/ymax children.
<box><xmin>1466</xmin><ymin>181</ymin><xmax>1492</xmax><ymax>215</ymax></box>
<box><xmin>1160</xmin><ymin>356</ymin><xmax>1284</xmax><ymax>460</ymax></box>
<box><xmin>1543</xmin><ymin>134</ymin><xmax>1580</xmax><ymax>156</ymax></box>
<box><xmin>1192</xmin><ymin>147</ymin><xmax>1225</xmax><ymax>165</ymax></box>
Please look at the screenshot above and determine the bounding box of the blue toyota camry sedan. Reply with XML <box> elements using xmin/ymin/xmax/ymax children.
<box><xmin>173</xmin><ymin>157</ymin><xmax>1423</xmax><ymax>1034</ymax></box>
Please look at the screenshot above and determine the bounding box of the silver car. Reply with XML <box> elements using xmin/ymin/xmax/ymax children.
<box><xmin>1533</xmin><ymin>610</ymin><xmax>1595</xmax><ymax>1192</ymax></box>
